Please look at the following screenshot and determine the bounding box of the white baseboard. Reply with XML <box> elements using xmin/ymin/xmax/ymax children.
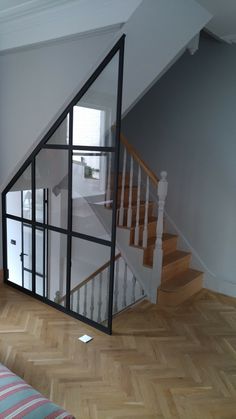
<box><xmin>204</xmin><ymin>273</ymin><xmax>236</xmax><ymax>298</ymax></box>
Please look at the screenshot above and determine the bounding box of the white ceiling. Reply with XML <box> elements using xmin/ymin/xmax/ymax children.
<box><xmin>0</xmin><ymin>0</ymin><xmax>142</xmax><ymax>52</ymax></box>
<box><xmin>0</xmin><ymin>0</ymin><xmax>68</xmax><ymax>20</ymax></box>
<box><xmin>0</xmin><ymin>0</ymin><xmax>235</xmax><ymax>52</ymax></box>
<box><xmin>196</xmin><ymin>0</ymin><xmax>236</xmax><ymax>43</ymax></box>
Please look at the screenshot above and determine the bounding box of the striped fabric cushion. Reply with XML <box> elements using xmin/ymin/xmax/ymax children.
<box><xmin>0</xmin><ymin>364</ymin><xmax>75</xmax><ymax>418</ymax></box>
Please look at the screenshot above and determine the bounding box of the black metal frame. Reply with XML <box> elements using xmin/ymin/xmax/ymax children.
<box><xmin>2</xmin><ymin>35</ymin><xmax>125</xmax><ymax>335</ymax></box>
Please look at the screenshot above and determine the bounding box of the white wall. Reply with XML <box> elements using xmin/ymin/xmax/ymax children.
<box><xmin>122</xmin><ymin>35</ymin><xmax>236</xmax><ymax>297</ymax></box>
<box><xmin>0</xmin><ymin>30</ymin><xmax>118</xmax><ymax>187</ymax></box>
<box><xmin>0</xmin><ymin>30</ymin><xmax>119</xmax><ymax>267</ymax></box>
<box><xmin>0</xmin><ymin>0</ymin><xmax>211</xmax><ymax>271</ymax></box>
<box><xmin>121</xmin><ymin>0</ymin><xmax>211</xmax><ymax>115</ymax></box>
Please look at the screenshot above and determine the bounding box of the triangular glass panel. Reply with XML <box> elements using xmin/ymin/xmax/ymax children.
<box><xmin>6</xmin><ymin>164</ymin><xmax>32</xmax><ymax>220</ymax></box>
<box><xmin>47</xmin><ymin>114</ymin><xmax>69</xmax><ymax>145</ymax></box>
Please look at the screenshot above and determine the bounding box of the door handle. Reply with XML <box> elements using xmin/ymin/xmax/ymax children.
<box><xmin>20</xmin><ymin>252</ymin><xmax>28</xmax><ymax>262</ymax></box>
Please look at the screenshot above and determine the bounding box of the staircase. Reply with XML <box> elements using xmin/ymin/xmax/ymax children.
<box><xmin>72</xmin><ymin>132</ymin><xmax>204</xmax><ymax>309</ymax></box>
<box><xmin>58</xmin><ymin>253</ymin><xmax>145</xmax><ymax>323</ymax></box>
<box><xmin>109</xmin><ymin>133</ymin><xmax>204</xmax><ymax>306</ymax></box>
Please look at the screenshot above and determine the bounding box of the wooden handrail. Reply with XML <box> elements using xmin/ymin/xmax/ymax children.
<box><xmin>120</xmin><ymin>133</ymin><xmax>158</xmax><ymax>186</ymax></box>
<box><xmin>59</xmin><ymin>253</ymin><xmax>121</xmax><ymax>303</ymax></box>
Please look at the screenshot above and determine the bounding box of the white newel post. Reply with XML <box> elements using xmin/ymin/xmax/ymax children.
<box><xmin>151</xmin><ymin>171</ymin><xmax>168</xmax><ymax>303</ymax></box>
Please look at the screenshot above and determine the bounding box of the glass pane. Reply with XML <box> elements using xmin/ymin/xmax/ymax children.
<box><xmin>72</xmin><ymin>151</ymin><xmax>114</xmax><ymax>240</ymax></box>
<box><xmin>36</xmin><ymin>229</ymin><xmax>44</xmax><ymax>275</ymax></box>
<box><xmin>73</xmin><ymin>53</ymin><xmax>119</xmax><ymax>147</ymax></box>
<box><xmin>70</xmin><ymin>237</ymin><xmax>111</xmax><ymax>326</ymax></box>
<box><xmin>47</xmin><ymin>115</ymin><xmax>69</xmax><ymax>145</ymax></box>
<box><xmin>22</xmin><ymin>224</ymin><xmax>32</xmax><ymax>271</ymax></box>
<box><xmin>6</xmin><ymin>165</ymin><xmax>32</xmax><ymax>220</ymax></box>
<box><xmin>36</xmin><ymin>275</ymin><xmax>44</xmax><ymax>296</ymax></box>
<box><xmin>7</xmin><ymin>219</ymin><xmax>23</xmax><ymax>286</ymax></box>
<box><xmin>36</xmin><ymin>189</ymin><xmax>45</xmax><ymax>223</ymax></box>
<box><xmin>24</xmin><ymin>271</ymin><xmax>32</xmax><ymax>291</ymax></box>
<box><xmin>47</xmin><ymin>230</ymin><xmax>67</xmax><ymax>307</ymax></box>
<box><xmin>36</xmin><ymin>149</ymin><xmax>68</xmax><ymax>229</ymax></box>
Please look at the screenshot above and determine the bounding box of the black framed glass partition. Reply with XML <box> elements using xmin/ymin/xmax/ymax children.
<box><xmin>2</xmin><ymin>35</ymin><xmax>125</xmax><ymax>334</ymax></box>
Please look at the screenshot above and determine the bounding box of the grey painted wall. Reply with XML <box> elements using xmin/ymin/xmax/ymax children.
<box><xmin>122</xmin><ymin>35</ymin><xmax>236</xmax><ymax>297</ymax></box>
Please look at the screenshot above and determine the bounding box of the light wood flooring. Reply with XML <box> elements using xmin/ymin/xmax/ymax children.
<box><xmin>1</xmin><ymin>284</ymin><xmax>236</xmax><ymax>418</ymax></box>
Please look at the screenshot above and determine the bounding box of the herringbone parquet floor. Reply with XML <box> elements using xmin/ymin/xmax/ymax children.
<box><xmin>0</xmin><ymin>284</ymin><xmax>236</xmax><ymax>418</ymax></box>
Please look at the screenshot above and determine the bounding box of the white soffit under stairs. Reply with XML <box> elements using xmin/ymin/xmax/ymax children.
<box><xmin>196</xmin><ymin>0</ymin><xmax>236</xmax><ymax>43</ymax></box>
<box><xmin>0</xmin><ymin>0</ymin><xmax>142</xmax><ymax>52</ymax></box>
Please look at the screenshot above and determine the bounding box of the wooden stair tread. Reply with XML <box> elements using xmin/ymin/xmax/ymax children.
<box><xmin>163</xmin><ymin>250</ymin><xmax>191</xmax><ymax>267</ymax></box>
<box><xmin>160</xmin><ymin>269</ymin><xmax>203</xmax><ymax>292</ymax></box>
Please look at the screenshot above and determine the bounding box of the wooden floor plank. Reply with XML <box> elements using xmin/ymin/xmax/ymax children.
<box><xmin>0</xmin><ymin>284</ymin><xmax>236</xmax><ymax>418</ymax></box>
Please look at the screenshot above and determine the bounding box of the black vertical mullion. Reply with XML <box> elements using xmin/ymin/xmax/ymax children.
<box><xmin>21</xmin><ymin>191</ymin><xmax>24</xmax><ymax>288</ymax></box>
<box><xmin>2</xmin><ymin>194</ymin><xmax>8</xmax><ymax>281</ymax></box>
<box><xmin>42</xmin><ymin>189</ymin><xmax>46</xmax><ymax>298</ymax></box>
<box><xmin>32</xmin><ymin>159</ymin><xmax>36</xmax><ymax>293</ymax></box>
<box><xmin>66</xmin><ymin>110</ymin><xmax>73</xmax><ymax>310</ymax></box>
<box><xmin>46</xmin><ymin>189</ymin><xmax>49</xmax><ymax>298</ymax></box>
<box><xmin>107</xmin><ymin>36</ymin><xmax>125</xmax><ymax>335</ymax></box>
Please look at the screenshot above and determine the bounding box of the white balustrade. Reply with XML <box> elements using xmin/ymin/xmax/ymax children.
<box><xmin>76</xmin><ymin>289</ymin><xmax>80</xmax><ymax>314</ymax></box>
<box><xmin>122</xmin><ymin>261</ymin><xmax>128</xmax><ymax>308</ymax></box>
<box><xmin>132</xmin><ymin>276</ymin><xmax>136</xmax><ymax>303</ymax></box>
<box><xmin>106</xmin><ymin>153</ymin><xmax>112</xmax><ymax>208</ymax></box>
<box><xmin>142</xmin><ymin>175</ymin><xmax>150</xmax><ymax>247</ymax></box>
<box><xmin>71</xmin><ymin>293</ymin><xmax>74</xmax><ymax>311</ymax></box>
<box><xmin>118</xmin><ymin>149</ymin><xmax>127</xmax><ymax>226</ymax></box>
<box><xmin>97</xmin><ymin>273</ymin><xmax>103</xmax><ymax>323</ymax></box>
<box><xmin>83</xmin><ymin>283</ymin><xmax>88</xmax><ymax>317</ymax></box>
<box><xmin>127</xmin><ymin>156</ymin><xmax>134</xmax><ymax>227</ymax></box>
<box><xmin>153</xmin><ymin>171</ymin><xmax>168</xmax><ymax>290</ymax></box>
<box><xmin>68</xmin><ymin>257</ymin><xmax>145</xmax><ymax>324</ymax></box>
<box><xmin>90</xmin><ymin>277</ymin><xmax>95</xmax><ymax>320</ymax></box>
<box><xmin>113</xmin><ymin>258</ymin><xmax>120</xmax><ymax>313</ymax></box>
<box><xmin>134</xmin><ymin>166</ymin><xmax>141</xmax><ymax>245</ymax></box>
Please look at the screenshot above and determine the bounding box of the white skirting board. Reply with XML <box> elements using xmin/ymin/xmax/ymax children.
<box><xmin>204</xmin><ymin>273</ymin><xmax>236</xmax><ymax>298</ymax></box>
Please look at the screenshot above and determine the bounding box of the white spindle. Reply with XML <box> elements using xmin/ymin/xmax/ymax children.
<box><xmin>106</xmin><ymin>153</ymin><xmax>112</xmax><ymax>208</ymax></box>
<box><xmin>83</xmin><ymin>283</ymin><xmax>88</xmax><ymax>317</ymax></box>
<box><xmin>142</xmin><ymin>175</ymin><xmax>150</xmax><ymax>247</ymax></box>
<box><xmin>113</xmin><ymin>258</ymin><xmax>119</xmax><ymax>313</ymax></box>
<box><xmin>76</xmin><ymin>289</ymin><xmax>80</xmax><ymax>314</ymax></box>
<box><xmin>71</xmin><ymin>293</ymin><xmax>74</xmax><ymax>311</ymax></box>
<box><xmin>127</xmin><ymin>156</ymin><xmax>134</xmax><ymax>227</ymax></box>
<box><xmin>118</xmin><ymin>148</ymin><xmax>127</xmax><ymax>226</ymax></box>
<box><xmin>90</xmin><ymin>277</ymin><xmax>95</xmax><ymax>320</ymax></box>
<box><xmin>134</xmin><ymin>166</ymin><xmax>141</xmax><ymax>245</ymax></box>
<box><xmin>105</xmin><ymin>271</ymin><xmax>109</xmax><ymax>321</ymax></box>
<box><xmin>152</xmin><ymin>171</ymin><xmax>168</xmax><ymax>299</ymax></box>
<box><xmin>132</xmin><ymin>276</ymin><xmax>136</xmax><ymax>303</ymax></box>
<box><xmin>97</xmin><ymin>273</ymin><xmax>103</xmax><ymax>323</ymax></box>
<box><xmin>139</xmin><ymin>281</ymin><xmax>144</xmax><ymax>296</ymax></box>
<box><xmin>122</xmin><ymin>261</ymin><xmax>128</xmax><ymax>308</ymax></box>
